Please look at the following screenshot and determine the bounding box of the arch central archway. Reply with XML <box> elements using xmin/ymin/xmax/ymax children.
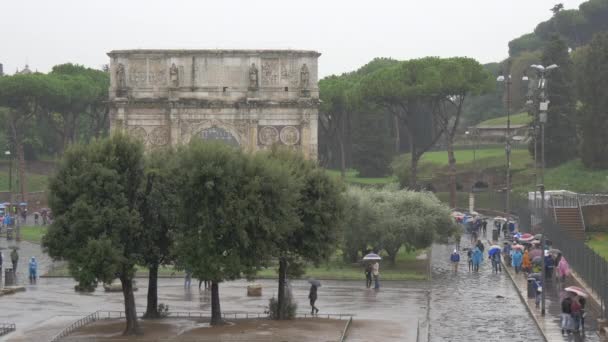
<box><xmin>198</xmin><ymin>126</ymin><xmax>240</xmax><ymax>147</ymax></box>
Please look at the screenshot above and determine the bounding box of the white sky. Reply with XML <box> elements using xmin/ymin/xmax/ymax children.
<box><xmin>0</xmin><ymin>0</ymin><xmax>586</xmax><ymax>77</ymax></box>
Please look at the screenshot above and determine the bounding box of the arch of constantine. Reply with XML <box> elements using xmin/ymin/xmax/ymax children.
<box><xmin>107</xmin><ymin>49</ymin><xmax>320</xmax><ymax>159</ymax></box>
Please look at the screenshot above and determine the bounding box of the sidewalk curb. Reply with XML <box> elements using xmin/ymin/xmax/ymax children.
<box><xmin>502</xmin><ymin>259</ymin><xmax>549</xmax><ymax>342</ymax></box>
<box><xmin>486</xmin><ymin>240</ymin><xmax>549</xmax><ymax>342</ymax></box>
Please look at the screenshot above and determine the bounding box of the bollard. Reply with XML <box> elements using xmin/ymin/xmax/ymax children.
<box><xmin>4</xmin><ymin>268</ymin><xmax>15</xmax><ymax>286</ymax></box>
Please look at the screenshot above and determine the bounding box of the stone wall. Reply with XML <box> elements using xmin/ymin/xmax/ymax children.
<box><xmin>582</xmin><ymin>204</ymin><xmax>608</xmax><ymax>230</ymax></box>
<box><xmin>107</xmin><ymin>50</ymin><xmax>320</xmax><ymax>159</ymax></box>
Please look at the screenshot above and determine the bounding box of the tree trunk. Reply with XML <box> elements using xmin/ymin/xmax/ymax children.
<box><xmin>338</xmin><ymin>136</ymin><xmax>346</xmax><ymax>178</ymax></box>
<box><xmin>409</xmin><ymin>153</ymin><xmax>419</xmax><ymax>191</ymax></box>
<box><xmin>143</xmin><ymin>263</ymin><xmax>159</xmax><ymax>319</ymax></box>
<box><xmin>120</xmin><ymin>276</ymin><xmax>140</xmax><ymax>335</ymax></box>
<box><xmin>387</xmin><ymin>248</ymin><xmax>399</xmax><ymax>266</ymax></box>
<box><xmin>393</xmin><ymin>115</ymin><xmax>401</xmax><ymax>153</ymax></box>
<box><xmin>13</xmin><ymin>131</ymin><xmax>27</xmax><ymax>202</ymax></box>
<box><xmin>277</xmin><ymin>257</ymin><xmax>288</xmax><ymax>320</ymax></box>
<box><xmin>447</xmin><ymin>136</ymin><xmax>457</xmax><ymax>209</ymax></box>
<box><xmin>210</xmin><ymin>281</ymin><xmax>224</xmax><ymax>325</ymax></box>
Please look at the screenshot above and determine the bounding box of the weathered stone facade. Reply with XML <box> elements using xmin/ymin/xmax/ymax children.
<box><xmin>107</xmin><ymin>49</ymin><xmax>320</xmax><ymax>159</ymax></box>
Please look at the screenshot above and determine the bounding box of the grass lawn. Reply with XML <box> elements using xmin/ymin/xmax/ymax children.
<box><xmin>256</xmin><ymin>247</ymin><xmax>428</xmax><ymax>281</ymax></box>
<box><xmin>0</xmin><ymin>172</ymin><xmax>49</xmax><ymax>192</ymax></box>
<box><xmin>587</xmin><ymin>233</ymin><xmax>608</xmax><ymax>260</ymax></box>
<box><xmin>325</xmin><ymin>169</ymin><xmax>396</xmax><ymax>186</ymax></box>
<box><xmin>19</xmin><ymin>225</ymin><xmax>48</xmax><ymax>244</ymax></box>
<box><xmin>477</xmin><ymin>112</ymin><xmax>532</xmax><ymax>126</ymax></box>
<box><xmin>46</xmin><ymin>248</ymin><xmax>429</xmax><ymax>281</ymax></box>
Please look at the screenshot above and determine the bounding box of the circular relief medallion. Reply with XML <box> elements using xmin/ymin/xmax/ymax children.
<box><xmin>280</xmin><ymin>126</ymin><xmax>300</xmax><ymax>146</ymax></box>
<box><xmin>129</xmin><ymin>126</ymin><xmax>148</xmax><ymax>143</ymax></box>
<box><xmin>149</xmin><ymin>127</ymin><xmax>170</xmax><ymax>146</ymax></box>
<box><xmin>258</xmin><ymin>126</ymin><xmax>279</xmax><ymax>146</ymax></box>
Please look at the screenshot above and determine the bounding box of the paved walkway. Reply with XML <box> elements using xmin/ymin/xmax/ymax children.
<box><xmin>428</xmin><ymin>233</ymin><xmax>544</xmax><ymax>341</ymax></box>
<box><xmin>492</xmin><ymin>221</ymin><xmax>602</xmax><ymax>342</ymax></box>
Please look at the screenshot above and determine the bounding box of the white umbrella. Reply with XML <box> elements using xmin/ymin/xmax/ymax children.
<box><xmin>565</xmin><ymin>286</ymin><xmax>588</xmax><ymax>298</ymax></box>
<box><xmin>363</xmin><ymin>253</ymin><xmax>382</xmax><ymax>261</ymax></box>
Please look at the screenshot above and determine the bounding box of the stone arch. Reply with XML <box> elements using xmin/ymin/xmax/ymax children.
<box><xmin>188</xmin><ymin>120</ymin><xmax>245</xmax><ymax>147</ymax></box>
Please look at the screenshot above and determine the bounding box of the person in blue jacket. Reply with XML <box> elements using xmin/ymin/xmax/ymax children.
<box><xmin>472</xmin><ymin>247</ymin><xmax>483</xmax><ymax>272</ymax></box>
<box><xmin>29</xmin><ymin>256</ymin><xmax>38</xmax><ymax>284</ymax></box>
<box><xmin>450</xmin><ymin>249</ymin><xmax>460</xmax><ymax>273</ymax></box>
<box><xmin>512</xmin><ymin>249</ymin><xmax>523</xmax><ymax>274</ymax></box>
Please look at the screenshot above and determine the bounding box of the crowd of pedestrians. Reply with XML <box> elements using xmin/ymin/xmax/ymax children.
<box><xmin>453</xmin><ymin>212</ymin><xmax>592</xmax><ymax>338</ymax></box>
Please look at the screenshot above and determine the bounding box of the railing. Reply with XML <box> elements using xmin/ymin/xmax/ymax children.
<box><xmin>0</xmin><ymin>323</ymin><xmax>16</xmax><ymax>336</ymax></box>
<box><xmin>50</xmin><ymin>311</ymin><xmax>101</xmax><ymax>342</ymax></box>
<box><xmin>577</xmin><ymin>195</ymin><xmax>587</xmax><ymax>231</ymax></box>
<box><xmin>543</xmin><ymin>214</ymin><xmax>608</xmax><ymax>319</ymax></box>
<box><xmin>339</xmin><ymin>316</ymin><xmax>353</xmax><ymax>342</ymax></box>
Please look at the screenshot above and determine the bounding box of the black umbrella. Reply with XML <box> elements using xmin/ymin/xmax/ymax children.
<box><xmin>308</xmin><ymin>279</ymin><xmax>321</xmax><ymax>287</ymax></box>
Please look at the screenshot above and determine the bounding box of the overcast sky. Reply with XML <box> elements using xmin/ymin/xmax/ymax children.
<box><xmin>1</xmin><ymin>0</ymin><xmax>585</xmax><ymax>77</ymax></box>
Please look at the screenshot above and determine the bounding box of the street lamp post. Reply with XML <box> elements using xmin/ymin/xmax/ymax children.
<box><xmin>5</xmin><ymin>150</ymin><xmax>11</xmax><ymax>197</ymax></box>
<box><xmin>530</xmin><ymin>63</ymin><xmax>558</xmax><ymax>316</ymax></box>
<box><xmin>497</xmin><ymin>68</ymin><xmax>515</xmax><ymax>223</ymax></box>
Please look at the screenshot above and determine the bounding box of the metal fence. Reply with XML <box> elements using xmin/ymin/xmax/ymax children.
<box><xmin>0</xmin><ymin>323</ymin><xmax>16</xmax><ymax>337</ymax></box>
<box><xmin>477</xmin><ymin>196</ymin><xmax>608</xmax><ymax>319</ymax></box>
<box><xmin>51</xmin><ymin>310</ymin><xmax>354</xmax><ymax>342</ymax></box>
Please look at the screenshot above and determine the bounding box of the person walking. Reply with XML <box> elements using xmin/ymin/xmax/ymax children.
<box><xmin>28</xmin><ymin>256</ymin><xmax>37</xmax><ymax>284</ymax></box>
<box><xmin>491</xmin><ymin>251</ymin><xmax>502</xmax><ymax>273</ymax></box>
<box><xmin>472</xmin><ymin>247</ymin><xmax>482</xmax><ymax>272</ymax></box>
<box><xmin>503</xmin><ymin>242</ymin><xmax>512</xmax><ymax>267</ymax></box>
<box><xmin>450</xmin><ymin>249</ymin><xmax>460</xmax><ymax>273</ymax></box>
<box><xmin>580</xmin><ymin>296</ymin><xmax>587</xmax><ymax>334</ymax></box>
<box><xmin>184</xmin><ymin>270</ymin><xmax>192</xmax><ymax>288</ymax></box>
<box><xmin>466</xmin><ymin>249</ymin><xmax>473</xmax><ymax>272</ymax></box>
<box><xmin>522</xmin><ymin>250</ymin><xmax>532</xmax><ymax>273</ymax></box>
<box><xmin>10</xmin><ymin>248</ymin><xmax>18</xmax><ymax>274</ymax></box>
<box><xmin>0</xmin><ymin>252</ymin><xmax>3</xmax><ymax>286</ymax></box>
<box><xmin>309</xmin><ymin>283</ymin><xmax>319</xmax><ymax>315</ymax></box>
<box><xmin>561</xmin><ymin>295</ymin><xmax>573</xmax><ymax>335</ymax></box>
<box><xmin>482</xmin><ymin>219</ymin><xmax>488</xmax><ymax>237</ymax></box>
<box><xmin>512</xmin><ymin>249</ymin><xmax>523</xmax><ymax>274</ymax></box>
<box><xmin>34</xmin><ymin>212</ymin><xmax>39</xmax><ymax>225</ymax></box>
<box><xmin>372</xmin><ymin>261</ymin><xmax>380</xmax><ymax>289</ymax></box>
<box><xmin>364</xmin><ymin>263</ymin><xmax>372</xmax><ymax>288</ymax></box>
<box><xmin>571</xmin><ymin>295</ymin><xmax>583</xmax><ymax>333</ymax></box>
<box><xmin>476</xmin><ymin>240</ymin><xmax>485</xmax><ymax>254</ymax></box>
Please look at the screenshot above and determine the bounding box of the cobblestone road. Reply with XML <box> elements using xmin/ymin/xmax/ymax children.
<box><xmin>428</xmin><ymin>232</ymin><xmax>544</xmax><ymax>342</ymax></box>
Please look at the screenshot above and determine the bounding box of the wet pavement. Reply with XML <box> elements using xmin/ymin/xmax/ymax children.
<box><xmin>428</xmin><ymin>228</ymin><xmax>545</xmax><ymax>342</ymax></box>
<box><xmin>0</xmin><ymin>238</ymin><xmax>54</xmax><ymax>287</ymax></box>
<box><xmin>1</xmin><ymin>274</ymin><xmax>429</xmax><ymax>341</ymax></box>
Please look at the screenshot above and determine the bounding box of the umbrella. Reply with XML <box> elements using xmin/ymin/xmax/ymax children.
<box><xmin>565</xmin><ymin>286</ymin><xmax>588</xmax><ymax>298</ymax></box>
<box><xmin>489</xmin><ymin>245</ymin><xmax>501</xmax><ymax>251</ymax></box>
<box><xmin>363</xmin><ymin>253</ymin><xmax>382</xmax><ymax>261</ymax></box>
<box><xmin>532</xmin><ymin>256</ymin><xmax>543</xmax><ymax>265</ymax></box>
<box><xmin>489</xmin><ymin>248</ymin><xmax>501</xmax><ymax>257</ymax></box>
<box><xmin>529</xmin><ymin>249</ymin><xmax>543</xmax><ymax>259</ymax></box>
<box><xmin>308</xmin><ymin>279</ymin><xmax>321</xmax><ymax>287</ymax></box>
<box><xmin>494</xmin><ymin>216</ymin><xmax>507</xmax><ymax>222</ymax></box>
<box><xmin>512</xmin><ymin>244</ymin><xmax>525</xmax><ymax>250</ymax></box>
<box><xmin>534</xmin><ymin>234</ymin><xmax>542</xmax><ymax>240</ymax></box>
<box><xmin>519</xmin><ymin>233</ymin><xmax>534</xmax><ymax>241</ymax></box>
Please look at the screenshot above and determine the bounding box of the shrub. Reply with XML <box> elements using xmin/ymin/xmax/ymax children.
<box><xmin>266</xmin><ymin>296</ymin><xmax>297</xmax><ymax>319</ymax></box>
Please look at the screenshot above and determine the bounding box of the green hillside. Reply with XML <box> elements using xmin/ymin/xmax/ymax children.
<box><xmin>477</xmin><ymin>112</ymin><xmax>532</xmax><ymax>126</ymax></box>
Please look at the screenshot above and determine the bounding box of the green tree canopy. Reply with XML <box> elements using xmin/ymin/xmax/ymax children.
<box><xmin>173</xmin><ymin>141</ymin><xmax>300</xmax><ymax>325</ymax></box>
<box><xmin>540</xmin><ymin>36</ymin><xmax>579</xmax><ymax>167</ymax></box>
<box><xmin>43</xmin><ymin>134</ymin><xmax>146</xmax><ymax>335</ymax></box>
<box><xmin>577</xmin><ymin>32</ymin><xmax>608</xmax><ymax>168</ymax></box>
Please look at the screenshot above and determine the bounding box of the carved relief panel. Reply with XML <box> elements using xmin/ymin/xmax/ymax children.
<box><xmin>258</xmin><ymin>125</ymin><xmax>300</xmax><ymax>146</ymax></box>
<box><xmin>148</xmin><ymin>59</ymin><xmax>167</xmax><ymax>86</ymax></box>
<box><xmin>128</xmin><ymin>59</ymin><xmax>147</xmax><ymax>87</ymax></box>
<box><xmin>261</xmin><ymin>59</ymin><xmax>280</xmax><ymax>86</ymax></box>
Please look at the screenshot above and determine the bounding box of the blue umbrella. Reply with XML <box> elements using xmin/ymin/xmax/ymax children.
<box><xmin>488</xmin><ymin>248</ymin><xmax>501</xmax><ymax>257</ymax></box>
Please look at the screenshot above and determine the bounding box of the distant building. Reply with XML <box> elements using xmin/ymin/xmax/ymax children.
<box><xmin>16</xmin><ymin>64</ymin><xmax>32</xmax><ymax>75</ymax></box>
